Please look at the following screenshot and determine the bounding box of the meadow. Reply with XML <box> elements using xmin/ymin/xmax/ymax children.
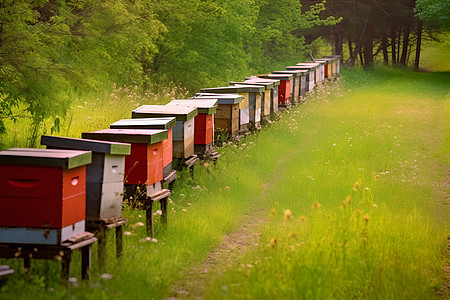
<box><xmin>0</xmin><ymin>66</ymin><xmax>448</xmax><ymax>299</ymax></box>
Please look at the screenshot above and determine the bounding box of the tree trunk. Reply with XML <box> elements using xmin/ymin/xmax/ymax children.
<box><xmin>347</xmin><ymin>39</ymin><xmax>354</xmax><ymax>66</ymax></box>
<box><xmin>363</xmin><ymin>16</ymin><xmax>374</xmax><ymax>68</ymax></box>
<box><xmin>359</xmin><ymin>50</ymin><xmax>365</xmax><ymax>67</ymax></box>
<box><xmin>345</xmin><ymin>11</ymin><xmax>371</xmax><ymax>67</ymax></box>
<box><xmin>334</xmin><ymin>25</ymin><xmax>343</xmax><ymax>58</ymax></box>
<box><xmin>390</xmin><ymin>24</ymin><xmax>397</xmax><ymax>64</ymax></box>
<box><xmin>400</xmin><ymin>18</ymin><xmax>413</xmax><ymax>65</ymax></box>
<box><xmin>381</xmin><ymin>32</ymin><xmax>389</xmax><ymax>65</ymax></box>
<box><xmin>414</xmin><ymin>20</ymin><xmax>423</xmax><ymax>69</ymax></box>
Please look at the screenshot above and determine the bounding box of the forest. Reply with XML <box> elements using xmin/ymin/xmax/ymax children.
<box><xmin>0</xmin><ymin>0</ymin><xmax>448</xmax><ymax>146</ymax></box>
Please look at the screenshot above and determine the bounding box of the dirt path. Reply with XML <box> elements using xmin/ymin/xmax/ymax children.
<box><xmin>165</xmin><ymin>204</ymin><xmax>268</xmax><ymax>300</ymax></box>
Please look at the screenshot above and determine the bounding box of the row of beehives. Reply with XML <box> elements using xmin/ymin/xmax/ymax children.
<box><xmin>0</xmin><ymin>56</ymin><xmax>341</xmax><ymax>246</ymax></box>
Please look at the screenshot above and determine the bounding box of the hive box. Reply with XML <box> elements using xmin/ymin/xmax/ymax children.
<box><xmin>166</xmin><ymin>99</ymin><xmax>218</xmax><ymax>154</ymax></box>
<box><xmin>286</xmin><ymin>66</ymin><xmax>315</xmax><ymax>92</ymax></box>
<box><xmin>110</xmin><ymin>117</ymin><xmax>176</xmax><ymax>177</ymax></box>
<box><xmin>233</xmin><ymin>81</ymin><xmax>274</xmax><ymax>120</ymax></box>
<box><xmin>41</xmin><ymin>135</ymin><xmax>130</xmax><ymax>222</ymax></box>
<box><xmin>200</xmin><ymin>86</ymin><xmax>262</xmax><ymax>132</ymax></box>
<box><xmin>245</xmin><ymin>77</ymin><xmax>280</xmax><ymax>115</ymax></box>
<box><xmin>307</xmin><ymin>60</ymin><xmax>326</xmax><ymax>82</ymax></box>
<box><xmin>0</xmin><ymin>148</ymin><xmax>92</xmax><ymax>244</ymax></box>
<box><xmin>131</xmin><ymin>105</ymin><xmax>198</xmax><ymax>159</ymax></box>
<box><xmin>258</xmin><ymin>74</ymin><xmax>293</xmax><ymax>108</ymax></box>
<box><xmin>296</xmin><ymin>63</ymin><xmax>322</xmax><ymax>85</ymax></box>
<box><xmin>225</xmin><ymin>84</ymin><xmax>265</xmax><ymax>130</ymax></box>
<box><xmin>272</xmin><ymin>70</ymin><xmax>305</xmax><ymax>104</ymax></box>
<box><xmin>194</xmin><ymin>93</ymin><xmax>242</xmax><ymax>137</ymax></box>
<box><xmin>82</xmin><ymin>129</ymin><xmax>168</xmax><ymax>195</ymax></box>
<box><xmin>323</xmin><ymin>55</ymin><xmax>341</xmax><ymax>75</ymax></box>
<box><xmin>316</xmin><ymin>58</ymin><xmax>334</xmax><ymax>79</ymax></box>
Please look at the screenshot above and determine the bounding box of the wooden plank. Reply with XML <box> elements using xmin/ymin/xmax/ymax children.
<box><xmin>82</xmin><ymin>129</ymin><xmax>168</xmax><ymax>145</ymax></box>
<box><xmin>194</xmin><ymin>93</ymin><xmax>243</xmax><ymax>105</ymax></box>
<box><xmin>201</xmin><ymin>85</ymin><xmax>264</xmax><ymax>94</ymax></box>
<box><xmin>41</xmin><ymin>135</ymin><xmax>131</xmax><ymax>155</ymax></box>
<box><xmin>259</xmin><ymin>74</ymin><xmax>293</xmax><ymax>81</ymax></box>
<box><xmin>244</xmin><ymin>77</ymin><xmax>280</xmax><ymax>87</ymax></box>
<box><xmin>66</xmin><ymin>231</ymin><xmax>94</xmax><ymax>244</ymax></box>
<box><xmin>215</xmin><ymin>104</ymin><xmax>239</xmax><ymax>119</ymax></box>
<box><xmin>173</xmin><ymin>135</ymin><xmax>194</xmax><ymax>158</ymax></box>
<box><xmin>132</xmin><ymin>105</ymin><xmax>197</xmax><ymax>121</ymax></box>
<box><xmin>0</xmin><ymin>148</ymin><xmax>91</xmax><ymax>169</ymax></box>
<box><xmin>167</xmin><ymin>99</ymin><xmax>218</xmax><ymax>114</ymax></box>
<box><xmin>111</xmin><ymin>117</ymin><xmax>176</xmax><ymax>130</ymax></box>
<box><xmin>162</xmin><ymin>170</ymin><xmax>177</xmax><ymax>185</ymax></box>
<box><xmin>147</xmin><ymin>189</ymin><xmax>171</xmax><ymax>202</ymax></box>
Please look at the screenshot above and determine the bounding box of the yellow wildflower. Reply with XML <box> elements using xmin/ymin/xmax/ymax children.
<box><xmin>283</xmin><ymin>209</ymin><xmax>293</xmax><ymax>221</ymax></box>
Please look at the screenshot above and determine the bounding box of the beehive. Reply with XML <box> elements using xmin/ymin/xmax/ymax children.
<box><xmin>286</xmin><ymin>66</ymin><xmax>315</xmax><ymax>92</ymax></box>
<box><xmin>82</xmin><ymin>129</ymin><xmax>168</xmax><ymax>195</ymax></box>
<box><xmin>323</xmin><ymin>55</ymin><xmax>341</xmax><ymax>75</ymax></box>
<box><xmin>166</xmin><ymin>99</ymin><xmax>218</xmax><ymax>154</ymax></box>
<box><xmin>0</xmin><ymin>148</ymin><xmax>92</xmax><ymax>244</ymax></box>
<box><xmin>41</xmin><ymin>135</ymin><xmax>130</xmax><ymax>222</ymax></box>
<box><xmin>194</xmin><ymin>93</ymin><xmax>242</xmax><ymax>137</ymax></box>
<box><xmin>227</xmin><ymin>83</ymin><xmax>265</xmax><ymax>129</ymax></box>
<box><xmin>200</xmin><ymin>86</ymin><xmax>264</xmax><ymax>132</ymax></box>
<box><xmin>272</xmin><ymin>70</ymin><xmax>305</xmax><ymax>104</ymax></box>
<box><xmin>131</xmin><ymin>105</ymin><xmax>197</xmax><ymax>159</ymax></box>
<box><xmin>110</xmin><ymin>117</ymin><xmax>176</xmax><ymax>177</ymax></box>
<box><xmin>233</xmin><ymin>81</ymin><xmax>274</xmax><ymax>120</ymax></box>
<box><xmin>296</xmin><ymin>63</ymin><xmax>322</xmax><ymax>85</ymax></box>
<box><xmin>311</xmin><ymin>59</ymin><xmax>332</xmax><ymax>80</ymax></box>
<box><xmin>244</xmin><ymin>77</ymin><xmax>280</xmax><ymax>115</ymax></box>
<box><xmin>258</xmin><ymin>74</ymin><xmax>293</xmax><ymax>108</ymax></box>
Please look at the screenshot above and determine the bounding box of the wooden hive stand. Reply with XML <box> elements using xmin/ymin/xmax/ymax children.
<box><xmin>142</xmin><ymin>189</ymin><xmax>171</xmax><ymax>237</ymax></box>
<box><xmin>85</xmin><ymin>216</ymin><xmax>128</xmax><ymax>271</ymax></box>
<box><xmin>0</xmin><ymin>232</ymin><xmax>97</xmax><ymax>281</ymax></box>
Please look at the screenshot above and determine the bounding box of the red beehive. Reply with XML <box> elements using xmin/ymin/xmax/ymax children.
<box><xmin>258</xmin><ymin>74</ymin><xmax>293</xmax><ymax>108</ymax></box>
<box><xmin>110</xmin><ymin>118</ymin><xmax>176</xmax><ymax>177</ymax></box>
<box><xmin>0</xmin><ymin>148</ymin><xmax>92</xmax><ymax>229</ymax></box>
<box><xmin>166</xmin><ymin>99</ymin><xmax>218</xmax><ymax>153</ymax></box>
<box><xmin>82</xmin><ymin>129</ymin><xmax>168</xmax><ymax>189</ymax></box>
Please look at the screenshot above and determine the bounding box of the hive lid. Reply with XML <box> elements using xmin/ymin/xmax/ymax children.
<box><xmin>166</xmin><ymin>99</ymin><xmax>217</xmax><ymax>115</ymax></box>
<box><xmin>306</xmin><ymin>60</ymin><xmax>326</xmax><ymax>65</ymax></box>
<box><xmin>286</xmin><ymin>65</ymin><xmax>315</xmax><ymax>71</ymax></box>
<box><xmin>41</xmin><ymin>135</ymin><xmax>131</xmax><ymax>155</ymax></box>
<box><xmin>273</xmin><ymin>70</ymin><xmax>306</xmax><ymax>77</ymax></box>
<box><xmin>244</xmin><ymin>77</ymin><xmax>280</xmax><ymax>86</ymax></box>
<box><xmin>295</xmin><ymin>63</ymin><xmax>320</xmax><ymax>69</ymax></box>
<box><xmin>0</xmin><ymin>148</ymin><xmax>92</xmax><ymax>169</ymax></box>
<box><xmin>111</xmin><ymin>117</ymin><xmax>176</xmax><ymax>130</ymax></box>
<box><xmin>200</xmin><ymin>85</ymin><xmax>264</xmax><ymax>94</ymax></box>
<box><xmin>82</xmin><ymin>129</ymin><xmax>168</xmax><ymax>145</ymax></box>
<box><xmin>132</xmin><ymin>105</ymin><xmax>198</xmax><ymax>121</ymax></box>
<box><xmin>230</xmin><ymin>81</ymin><xmax>274</xmax><ymax>89</ymax></box>
<box><xmin>194</xmin><ymin>93</ymin><xmax>243</xmax><ymax>105</ymax></box>
<box><xmin>259</xmin><ymin>74</ymin><xmax>293</xmax><ymax>81</ymax></box>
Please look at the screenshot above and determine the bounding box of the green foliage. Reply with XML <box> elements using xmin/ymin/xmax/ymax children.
<box><xmin>415</xmin><ymin>0</ymin><xmax>450</xmax><ymax>30</ymax></box>
<box><xmin>0</xmin><ymin>0</ymin><xmax>340</xmax><ymax>142</ymax></box>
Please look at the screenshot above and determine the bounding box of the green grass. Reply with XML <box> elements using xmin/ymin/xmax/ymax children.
<box><xmin>0</xmin><ymin>67</ymin><xmax>448</xmax><ymax>299</ymax></box>
<box><xmin>199</xmin><ymin>68</ymin><xmax>449</xmax><ymax>299</ymax></box>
